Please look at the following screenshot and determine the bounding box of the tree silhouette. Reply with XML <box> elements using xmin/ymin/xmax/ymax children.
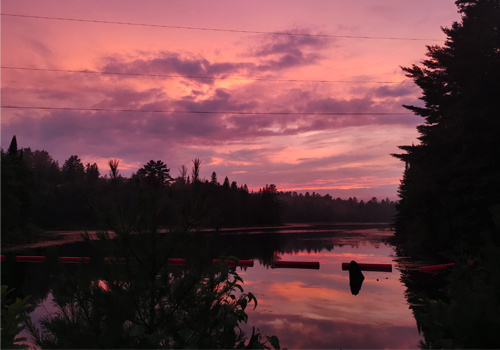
<box><xmin>7</xmin><ymin>135</ymin><xmax>18</xmax><ymax>157</ymax></box>
<box><xmin>137</xmin><ymin>160</ymin><xmax>172</xmax><ymax>187</ymax></box>
<box><xmin>393</xmin><ymin>0</ymin><xmax>500</xmax><ymax>250</ymax></box>
<box><xmin>210</xmin><ymin>172</ymin><xmax>218</xmax><ymax>185</ymax></box>
<box><xmin>62</xmin><ymin>155</ymin><xmax>85</xmax><ymax>182</ymax></box>
<box><xmin>223</xmin><ymin>176</ymin><xmax>230</xmax><ymax>190</ymax></box>
<box><xmin>191</xmin><ymin>158</ymin><xmax>201</xmax><ymax>183</ymax></box>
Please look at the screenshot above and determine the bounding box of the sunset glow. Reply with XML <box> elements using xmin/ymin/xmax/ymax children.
<box><xmin>1</xmin><ymin>1</ymin><xmax>461</xmax><ymax>199</ymax></box>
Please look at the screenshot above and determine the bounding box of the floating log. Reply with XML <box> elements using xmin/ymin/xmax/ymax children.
<box><xmin>342</xmin><ymin>263</ymin><xmax>392</xmax><ymax>272</ymax></box>
<box><xmin>169</xmin><ymin>258</ymin><xmax>185</xmax><ymax>266</ymax></box>
<box><xmin>102</xmin><ymin>258</ymin><xmax>254</xmax><ymax>267</ymax></box>
<box><xmin>213</xmin><ymin>259</ymin><xmax>254</xmax><ymax>267</ymax></box>
<box><xmin>59</xmin><ymin>257</ymin><xmax>91</xmax><ymax>263</ymax></box>
<box><xmin>419</xmin><ymin>261</ymin><xmax>473</xmax><ymax>273</ymax></box>
<box><xmin>16</xmin><ymin>256</ymin><xmax>46</xmax><ymax>263</ymax></box>
<box><xmin>274</xmin><ymin>261</ymin><xmax>320</xmax><ymax>269</ymax></box>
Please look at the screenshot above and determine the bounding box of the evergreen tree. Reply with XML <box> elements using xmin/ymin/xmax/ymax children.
<box><xmin>137</xmin><ymin>160</ymin><xmax>172</xmax><ymax>187</ymax></box>
<box><xmin>223</xmin><ymin>176</ymin><xmax>230</xmax><ymax>190</ymax></box>
<box><xmin>7</xmin><ymin>135</ymin><xmax>18</xmax><ymax>157</ymax></box>
<box><xmin>393</xmin><ymin>0</ymin><xmax>500</xmax><ymax>250</ymax></box>
<box><xmin>62</xmin><ymin>155</ymin><xmax>85</xmax><ymax>182</ymax></box>
<box><xmin>85</xmin><ymin>163</ymin><xmax>100</xmax><ymax>183</ymax></box>
<box><xmin>210</xmin><ymin>171</ymin><xmax>218</xmax><ymax>185</ymax></box>
<box><xmin>1</xmin><ymin>146</ymin><xmax>36</xmax><ymax>242</ymax></box>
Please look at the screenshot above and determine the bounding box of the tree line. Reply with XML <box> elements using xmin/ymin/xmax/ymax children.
<box><xmin>1</xmin><ymin>136</ymin><xmax>396</xmax><ymax>244</ymax></box>
<box><xmin>1</xmin><ymin>137</ymin><xmax>284</xmax><ymax>244</ymax></box>
<box><xmin>280</xmin><ymin>192</ymin><xmax>396</xmax><ymax>223</ymax></box>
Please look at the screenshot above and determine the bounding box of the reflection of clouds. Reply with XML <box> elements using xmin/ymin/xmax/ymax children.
<box><xmin>239</xmin><ymin>243</ymin><xmax>421</xmax><ymax>348</ymax></box>
<box><xmin>242</xmin><ymin>314</ymin><xmax>421</xmax><ymax>349</ymax></box>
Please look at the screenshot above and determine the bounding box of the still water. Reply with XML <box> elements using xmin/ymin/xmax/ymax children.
<box><xmin>5</xmin><ymin>224</ymin><xmax>423</xmax><ymax>349</ymax></box>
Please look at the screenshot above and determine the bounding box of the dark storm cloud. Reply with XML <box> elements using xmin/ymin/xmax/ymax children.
<box><xmin>250</xmin><ymin>28</ymin><xmax>332</xmax><ymax>70</ymax></box>
<box><xmin>250</xmin><ymin>29</ymin><xmax>331</xmax><ymax>57</ymax></box>
<box><xmin>172</xmin><ymin>88</ymin><xmax>258</xmax><ymax>112</ymax></box>
<box><xmin>101</xmin><ymin>52</ymin><xmax>254</xmax><ymax>84</ymax></box>
<box><xmin>91</xmin><ymin>88</ymin><xmax>166</xmax><ymax>109</ymax></box>
<box><xmin>373</xmin><ymin>84</ymin><xmax>415</xmax><ymax>97</ymax></box>
<box><xmin>98</xmin><ymin>29</ymin><xmax>332</xmax><ymax>84</ymax></box>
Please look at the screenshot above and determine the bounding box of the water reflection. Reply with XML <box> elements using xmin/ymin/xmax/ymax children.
<box><xmin>3</xmin><ymin>224</ymin><xmax>423</xmax><ymax>349</ymax></box>
<box><xmin>237</xmin><ymin>240</ymin><xmax>421</xmax><ymax>349</ymax></box>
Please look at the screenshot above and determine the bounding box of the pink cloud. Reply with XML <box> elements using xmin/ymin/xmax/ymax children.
<box><xmin>4</xmin><ymin>5</ymin><xmax>450</xmax><ymax>200</ymax></box>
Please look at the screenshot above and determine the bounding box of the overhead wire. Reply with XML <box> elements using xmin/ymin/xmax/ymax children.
<box><xmin>0</xmin><ymin>105</ymin><xmax>412</xmax><ymax>116</ymax></box>
<box><xmin>1</xmin><ymin>12</ymin><xmax>419</xmax><ymax>118</ymax></box>
<box><xmin>1</xmin><ymin>13</ymin><xmax>442</xmax><ymax>42</ymax></box>
<box><xmin>0</xmin><ymin>66</ymin><xmax>406</xmax><ymax>84</ymax></box>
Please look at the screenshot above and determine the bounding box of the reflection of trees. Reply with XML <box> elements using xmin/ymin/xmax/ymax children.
<box><xmin>13</xmin><ymin>226</ymin><xmax>391</xmax><ymax>301</ymax></box>
<box><xmin>208</xmin><ymin>227</ymin><xmax>391</xmax><ymax>268</ymax></box>
<box><xmin>0</xmin><ymin>251</ymin><xmax>61</xmax><ymax>316</ymax></box>
<box><xmin>25</xmin><ymin>161</ymin><xmax>278</xmax><ymax>349</ymax></box>
<box><xmin>395</xmin><ymin>242</ymin><xmax>500</xmax><ymax>348</ymax></box>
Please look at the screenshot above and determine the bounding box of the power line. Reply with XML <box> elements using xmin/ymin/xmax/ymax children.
<box><xmin>0</xmin><ymin>66</ymin><xmax>405</xmax><ymax>84</ymax></box>
<box><xmin>1</xmin><ymin>105</ymin><xmax>412</xmax><ymax>116</ymax></box>
<box><xmin>1</xmin><ymin>13</ymin><xmax>442</xmax><ymax>42</ymax></box>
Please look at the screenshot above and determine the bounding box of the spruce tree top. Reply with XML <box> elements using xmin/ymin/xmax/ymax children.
<box><xmin>7</xmin><ymin>135</ymin><xmax>18</xmax><ymax>157</ymax></box>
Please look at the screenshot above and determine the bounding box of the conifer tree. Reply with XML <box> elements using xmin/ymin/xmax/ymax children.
<box><xmin>210</xmin><ymin>172</ymin><xmax>218</xmax><ymax>185</ymax></box>
<box><xmin>393</xmin><ymin>0</ymin><xmax>500</xmax><ymax>250</ymax></box>
<box><xmin>7</xmin><ymin>135</ymin><xmax>18</xmax><ymax>157</ymax></box>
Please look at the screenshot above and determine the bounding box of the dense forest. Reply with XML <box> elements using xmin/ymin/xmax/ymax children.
<box><xmin>279</xmin><ymin>192</ymin><xmax>395</xmax><ymax>223</ymax></box>
<box><xmin>1</xmin><ymin>137</ymin><xmax>395</xmax><ymax>245</ymax></box>
<box><xmin>393</xmin><ymin>0</ymin><xmax>500</xmax><ymax>348</ymax></box>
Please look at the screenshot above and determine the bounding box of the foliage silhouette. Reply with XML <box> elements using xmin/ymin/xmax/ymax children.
<box><xmin>392</xmin><ymin>0</ymin><xmax>500</xmax><ymax>252</ymax></box>
<box><xmin>392</xmin><ymin>1</ymin><xmax>500</xmax><ymax>347</ymax></box>
<box><xmin>25</xmin><ymin>160</ymin><xmax>282</xmax><ymax>349</ymax></box>
<box><xmin>1</xmin><ymin>285</ymin><xmax>31</xmax><ymax>349</ymax></box>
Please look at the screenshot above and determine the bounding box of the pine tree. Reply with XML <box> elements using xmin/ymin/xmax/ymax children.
<box><xmin>393</xmin><ymin>0</ymin><xmax>500</xmax><ymax>250</ymax></box>
<box><xmin>7</xmin><ymin>135</ymin><xmax>18</xmax><ymax>157</ymax></box>
<box><xmin>62</xmin><ymin>155</ymin><xmax>85</xmax><ymax>182</ymax></box>
<box><xmin>210</xmin><ymin>171</ymin><xmax>218</xmax><ymax>185</ymax></box>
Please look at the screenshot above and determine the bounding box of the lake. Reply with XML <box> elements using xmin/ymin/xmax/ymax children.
<box><xmin>3</xmin><ymin>223</ymin><xmax>428</xmax><ymax>349</ymax></box>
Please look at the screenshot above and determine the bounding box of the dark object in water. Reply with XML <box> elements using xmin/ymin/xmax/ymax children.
<box><xmin>349</xmin><ymin>260</ymin><xmax>365</xmax><ymax>295</ymax></box>
<box><xmin>341</xmin><ymin>262</ymin><xmax>392</xmax><ymax>272</ymax></box>
<box><xmin>274</xmin><ymin>261</ymin><xmax>319</xmax><ymax>269</ymax></box>
<box><xmin>419</xmin><ymin>260</ymin><xmax>473</xmax><ymax>273</ymax></box>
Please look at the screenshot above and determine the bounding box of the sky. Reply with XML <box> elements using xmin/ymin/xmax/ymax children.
<box><xmin>1</xmin><ymin>1</ymin><xmax>462</xmax><ymax>200</ymax></box>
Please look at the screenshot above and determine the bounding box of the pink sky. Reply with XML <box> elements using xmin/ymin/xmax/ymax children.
<box><xmin>1</xmin><ymin>1</ymin><xmax>461</xmax><ymax>200</ymax></box>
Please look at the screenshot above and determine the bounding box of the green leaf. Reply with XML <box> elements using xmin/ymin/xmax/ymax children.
<box><xmin>239</xmin><ymin>298</ymin><xmax>248</xmax><ymax>311</ymax></box>
<box><xmin>224</xmin><ymin>314</ymin><xmax>238</xmax><ymax>328</ymax></box>
<box><xmin>247</xmin><ymin>292</ymin><xmax>258</xmax><ymax>310</ymax></box>
<box><xmin>147</xmin><ymin>331</ymin><xmax>163</xmax><ymax>345</ymax></box>
<box><xmin>267</xmin><ymin>335</ymin><xmax>280</xmax><ymax>350</ymax></box>
<box><xmin>236</xmin><ymin>309</ymin><xmax>248</xmax><ymax>323</ymax></box>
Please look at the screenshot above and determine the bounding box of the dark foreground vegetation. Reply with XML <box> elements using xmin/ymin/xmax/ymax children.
<box><xmin>393</xmin><ymin>0</ymin><xmax>500</xmax><ymax>348</ymax></box>
<box><xmin>2</xmin><ymin>159</ymin><xmax>286</xmax><ymax>349</ymax></box>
